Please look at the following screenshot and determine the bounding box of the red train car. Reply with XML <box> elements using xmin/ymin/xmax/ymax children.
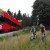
<box><xmin>0</xmin><ymin>9</ymin><xmax>22</xmax><ymax>33</ymax></box>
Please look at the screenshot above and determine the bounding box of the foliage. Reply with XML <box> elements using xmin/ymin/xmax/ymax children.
<box><xmin>7</xmin><ymin>9</ymin><xmax>32</xmax><ymax>28</ymax></box>
<box><xmin>32</xmin><ymin>0</ymin><xmax>50</xmax><ymax>26</ymax></box>
<box><xmin>22</xmin><ymin>14</ymin><xmax>31</xmax><ymax>27</ymax></box>
<box><xmin>7</xmin><ymin>9</ymin><xmax>13</xmax><ymax>16</ymax></box>
<box><xmin>16</xmin><ymin>10</ymin><xmax>23</xmax><ymax>20</ymax></box>
<box><xmin>14</xmin><ymin>12</ymin><xmax>17</xmax><ymax>18</ymax></box>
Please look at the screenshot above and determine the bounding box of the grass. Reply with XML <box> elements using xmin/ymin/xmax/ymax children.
<box><xmin>0</xmin><ymin>36</ymin><xmax>8</xmax><ymax>41</ymax></box>
<box><xmin>0</xmin><ymin>27</ymin><xmax>50</xmax><ymax>50</ymax></box>
<box><xmin>13</xmin><ymin>27</ymin><xmax>31</xmax><ymax>36</ymax></box>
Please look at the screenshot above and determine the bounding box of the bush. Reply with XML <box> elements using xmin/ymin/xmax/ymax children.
<box><xmin>0</xmin><ymin>36</ymin><xmax>7</xmax><ymax>41</ymax></box>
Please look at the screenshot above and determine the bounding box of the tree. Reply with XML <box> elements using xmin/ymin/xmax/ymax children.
<box><xmin>14</xmin><ymin>12</ymin><xmax>17</xmax><ymax>18</ymax></box>
<box><xmin>32</xmin><ymin>0</ymin><xmax>50</xmax><ymax>26</ymax></box>
<box><xmin>22</xmin><ymin>13</ymin><xmax>27</xmax><ymax>27</ymax></box>
<box><xmin>16</xmin><ymin>10</ymin><xmax>22</xmax><ymax>20</ymax></box>
<box><xmin>7</xmin><ymin>9</ymin><xmax>13</xmax><ymax>16</ymax></box>
<box><xmin>22</xmin><ymin>13</ymin><xmax>31</xmax><ymax>27</ymax></box>
<box><xmin>30</xmin><ymin>16</ymin><xmax>34</xmax><ymax>26</ymax></box>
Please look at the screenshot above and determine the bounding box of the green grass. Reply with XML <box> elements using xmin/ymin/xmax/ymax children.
<box><xmin>0</xmin><ymin>27</ymin><xmax>50</xmax><ymax>50</ymax></box>
<box><xmin>0</xmin><ymin>36</ymin><xmax>8</xmax><ymax>41</ymax></box>
<box><xmin>13</xmin><ymin>27</ymin><xmax>31</xmax><ymax>36</ymax></box>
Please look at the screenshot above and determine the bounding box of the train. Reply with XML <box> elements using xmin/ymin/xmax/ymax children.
<box><xmin>0</xmin><ymin>9</ymin><xmax>22</xmax><ymax>33</ymax></box>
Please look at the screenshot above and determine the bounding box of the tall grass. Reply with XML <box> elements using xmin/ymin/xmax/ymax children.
<box><xmin>0</xmin><ymin>27</ymin><xmax>50</xmax><ymax>50</ymax></box>
<box><xmin>0</xmin><ymin>36</ymin><xmax>8</xmax><ymax>41</ymax></box>
<box><xmin>13</xmin><ymin>27</ymin><xmax>31</xmax><ymax>36</ymax></box>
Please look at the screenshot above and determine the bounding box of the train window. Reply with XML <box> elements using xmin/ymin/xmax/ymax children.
<box><xmin>0</xmin><ymin>15</ymin><xmax>3</xmax><ymax>20</ymax></box>
<box><xmin>0</xmin><ymin>15</ymin><xmax>3</xmax><ymax>24</ymax></box>
<box><xmin>0</xmin><ymin>21</ymin><xmax>2</xmax><ymax>24</ymax></box>
<box><xmin>0</xmin><ymin>16</ymin><xmax>1</xmax><ymax>17</ymax></box>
